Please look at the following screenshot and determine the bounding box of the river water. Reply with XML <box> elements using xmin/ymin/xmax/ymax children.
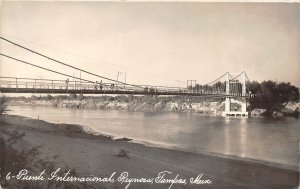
<box><xmin>8</xmin><ymin>105</ymin><xmax>300</xmax><ymax>169</ymax></box>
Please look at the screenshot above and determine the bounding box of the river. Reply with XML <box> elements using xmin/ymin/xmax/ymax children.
<box><xmin>7</xmin><ymin>105</ymin><xmax>300</xmax><ymax>169</ymax></box>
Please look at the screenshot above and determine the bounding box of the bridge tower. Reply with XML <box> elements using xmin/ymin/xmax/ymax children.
<box><xmin>222</xmin><ymin>72</ymin><xmax>248</xmax><ymax>117</ymax></box>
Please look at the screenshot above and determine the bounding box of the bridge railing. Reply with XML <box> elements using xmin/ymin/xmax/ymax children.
<box><xmin>0</xmin><ymin>77</ymin><xmax>186</xmax><ymax>93</ymax></box>
<box><xmin>0</xmin><ymin>77</ymin><xmax>153</xmax><ymax>93</ymax></box>
<box><xmin>0</xmin><ymin>77</ymin><xmax>251</xmax><ymax>97</ymax></box>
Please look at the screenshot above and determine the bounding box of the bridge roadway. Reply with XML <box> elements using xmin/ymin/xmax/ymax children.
<box><xmin>0</xmin><ymin>77</ymin><xmax>250</xmax><ymax>97</ymax></box>
<box><xmin>0</xmin><ymin>87</ymin><xmax>251</xmax><ymax>98</ymax></box>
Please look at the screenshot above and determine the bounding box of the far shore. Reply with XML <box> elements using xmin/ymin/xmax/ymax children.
<box><xmin>7</xmin><ymin>95</ymin><xmax>300</xmax><ymax>118</ymax></box>
<box><xmin>0</xmin><ymin>114</ymin><xmax>299</xmax><ymax>189</ymax></box>
<box><xmin>7</xmin><ymin>96</ymin><xmax>226</xmax><ymax>114</ymax></box>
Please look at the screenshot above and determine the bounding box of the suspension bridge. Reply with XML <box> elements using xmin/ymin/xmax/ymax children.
<box><xmin>0</xmin><ymin>72</ymin><xmax>251</xmax><ymax>97</ymax></box>
<box><xmin>0</xmin><ymin>37</ymin><xmax>253</xmax><ymax>116</ymax></box>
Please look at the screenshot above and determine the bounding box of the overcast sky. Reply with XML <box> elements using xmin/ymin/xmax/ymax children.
<box><xmin>0</xmin><ymin>1</ymin><xmax>299</xmax><ymax>87</ymax></box>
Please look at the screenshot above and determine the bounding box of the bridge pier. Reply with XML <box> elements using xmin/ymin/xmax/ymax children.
<box><xmin>222</xmin><ymin>72</ymin><xmax>249</xmax><ymax>117</ymax></box>
<box><xmin>222</xmin><ymin>97</ymin><xmax>248</xmax><ymax>117</ymax></box>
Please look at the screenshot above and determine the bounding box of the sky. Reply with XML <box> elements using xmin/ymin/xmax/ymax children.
<box><xmin>0</xmin><ymin>1</ymin><xmax>299</xmax><ymax>87</ymax></box>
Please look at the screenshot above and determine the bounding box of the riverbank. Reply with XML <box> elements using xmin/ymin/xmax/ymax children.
<box><xmin>7</xmin><ymin>95</ymin><xmax>228</xmax><ymax>114</ymax></box>
<box><xmin>7</xmin><ymin>95</ymin><xmax>300</xmax><ymax>117</ymax></box>
<box><xmin>0</xmin><ymin>115</ymin><xmax>298</xmax><ymax>189</ymax></box>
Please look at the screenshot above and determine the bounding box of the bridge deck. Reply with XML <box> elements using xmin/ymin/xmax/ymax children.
<box><xmin>0</xmin><ymin>87</ymin><xmax>250</xmax><ymax>98</ymax></box>
<box><xmin>0</xmin><ymin>77</ymin><xmax>251</xmax><ymax>97</ymax></box>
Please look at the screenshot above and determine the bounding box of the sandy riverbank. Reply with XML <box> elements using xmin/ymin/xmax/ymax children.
<box><xmin>0</xmin><ymin>115</ymin><xmax>299</xmax><ymax>189</ymax></box>
<box><xmin>8</xmin><ymin>96</ymin><xmax>226</xmax><ymax>114</ymax></box>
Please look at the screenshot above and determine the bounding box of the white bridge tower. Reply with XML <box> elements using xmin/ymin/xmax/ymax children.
<box><xmin>222</xmin><ymin>72</ymin><xmax>248</xmax><ymax>117</ymax></box>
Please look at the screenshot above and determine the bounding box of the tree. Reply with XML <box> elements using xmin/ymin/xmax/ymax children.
<box><xmin>212</xmin><ymin>81</ymin><xmax>225</xmax><ymax>90</ymax></box>
<box><xmin>249</xmin><ymin>80</ymin><xmax>299</xmax><ymax>111</ymax></box>
<box><xmin>249</xmin><ymin>81</ymin><xmax>261</xmax><ymax>94</ymax></box>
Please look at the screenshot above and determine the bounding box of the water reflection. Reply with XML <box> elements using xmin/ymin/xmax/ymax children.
<box><xmin>224</xmin><ymin>117</ymin><xmax>231</xmax><ymax>124</ymax></box>
<box><xmin>239</xmin><ymin>123</ymin><xmax>247</xmax><ymax>158</ymax></box>
<box><xmin>224</xmin><ymin>124</ymin><xmax>231</xmax><ymax>155</ymax></box>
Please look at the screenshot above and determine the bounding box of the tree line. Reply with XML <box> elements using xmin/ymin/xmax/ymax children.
<box><xmin>249</xmin><ymin>80</ymin><xmax>299</xmax><ymax>110</ymax></box>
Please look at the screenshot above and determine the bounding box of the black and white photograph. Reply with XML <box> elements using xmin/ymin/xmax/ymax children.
<box><xmin>0</xmin><ymin>1</ymin><xmax>299</xmax><ymax>189</ymax></box>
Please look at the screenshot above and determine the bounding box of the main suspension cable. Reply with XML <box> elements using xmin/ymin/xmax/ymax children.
<box><xmin>0</xmin><ymin>36</ymin><xmax>143</xmax><ymax>88</ymax></box>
